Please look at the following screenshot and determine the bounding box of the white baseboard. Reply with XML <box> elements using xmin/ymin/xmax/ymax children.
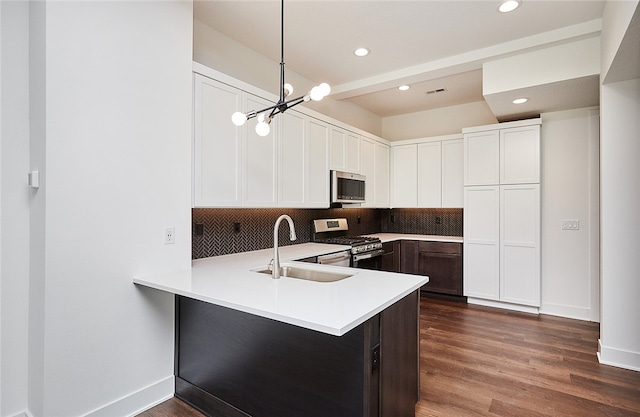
<box><xmin>84</xmin><ymin>375</ymin><xmax>174</xmax><ymax>417</ymax></box>
<box><xmin>467</xmin><ymin>297</ymin><xmax>540</xmax><ymax>314</ymax></box>
<box><xmin>540</xmin><ymin>302</ymin><xmax>599</xmax><ymax>322</ymax></box>
<box><xmin>598</xmin><ymin>339</ymin><xmax>640</xmax><ymax>372</ymax></box>
<box><xmin>7</xmin><ymin>411</ymin><xmax>33</xmax><ymax>417</ymax></box>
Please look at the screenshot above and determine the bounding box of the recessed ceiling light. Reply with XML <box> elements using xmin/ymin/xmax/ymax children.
<box><xmin>499</xmin><ymin>0</ymin><xmax>521</xmax><ymax>13</ymax></box>
<box><xmin>398</xmin><ymin>85</ymin><xmax>410</xmax><ymax>91</ymax></box>
<box><xmin>512</xmin><ymin>97</ymin><xmax>528</xmax><ymax>104</ymax></box>
<box><xmin>354</xmin><ymin>47</ymin><xmax>369</xmax><ymax>57</ymax></box>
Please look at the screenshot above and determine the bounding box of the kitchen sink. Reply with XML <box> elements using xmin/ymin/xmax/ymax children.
<box><xmin>252</xmin><ymin>264</ymin><xmax>353</xmax><ymax>282</ymax></box>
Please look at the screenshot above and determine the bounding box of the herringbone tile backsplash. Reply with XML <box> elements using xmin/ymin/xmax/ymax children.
<box><xmin>192</xmin><ymin>208</ymin><xmax>462</xmax><ymax>259</ymax></box>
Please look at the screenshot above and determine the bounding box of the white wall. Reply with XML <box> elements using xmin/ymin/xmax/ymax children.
<box><xmin>540</xmin><ymin>108</ymin><xmax>600</xmax><ymax>322</ymax></box>
<box><xmin>381</xmin><ymin>101</ymin><xmax>497</xmax><ymax>141</ymax></box>
<box><xmin>598</xmin><ymin>0</ymin><xmax>640</xmax><ymax>372</ymax></box>
<box><xmin>1</xmin><ymin>2</ymin><xmax>31</xmax><ymax>416</ymax></box>
<box><xmin>193</xmin><ymin>19</ymin><xmax>383</xmax><ymax>137</ymax></box>
<box><xmin>3</xmin><ymin>2</ymin><xmax>193</xmax><ymax>416</ymax></box>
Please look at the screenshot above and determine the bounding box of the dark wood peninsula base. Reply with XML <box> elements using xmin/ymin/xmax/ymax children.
<box><xmin>175</xmin><ymin>291</ymin><xmax>419</xmax><ymax>417</ymax></box>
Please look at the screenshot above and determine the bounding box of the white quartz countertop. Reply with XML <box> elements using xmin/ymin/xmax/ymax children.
<box><xmin>133</xmin><ymin>242</ymin><xmax>428</xmax><ymax>336</ymax></box>
<box><xmin>366</xmin><ymin>233</ymin><xmax>463</xmax><ymax>244</ymax></box>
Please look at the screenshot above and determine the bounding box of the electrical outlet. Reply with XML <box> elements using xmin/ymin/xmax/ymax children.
<box><xmin>561</xmin><ymin>219</ymin><xmax>580</xmax><ymax>230</ymax></box>
<box><xmin>165</xmin><ymin>227</ymin><xmax>175</xmax><ymax>244</ymax></box>
<box><xmin>234</xmin><ymin>222</ymin><xmax>241</xmax><ymax>233</ymax></box>
<box><xmin>436</xmin><ymin>216</ymin><xmax>442</xmax><ymax>224</ymax></box>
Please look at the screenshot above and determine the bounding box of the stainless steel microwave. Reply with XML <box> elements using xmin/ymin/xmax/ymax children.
<box><xmin>331</xmin><ymin>170</ymin><xmax>366</xmax><ymax>204</ymax></box>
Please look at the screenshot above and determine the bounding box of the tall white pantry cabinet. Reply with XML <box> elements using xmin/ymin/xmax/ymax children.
<box><xmin>463</xmin><ymin>119</ymin><xmax>541</xmax><ymax>309</ymax></box>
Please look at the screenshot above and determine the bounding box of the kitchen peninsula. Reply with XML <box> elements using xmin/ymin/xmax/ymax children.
<box><xmin>134</xmin><ymin>242</ymin><xmax>428</xmax><ymax>417</ymax></box>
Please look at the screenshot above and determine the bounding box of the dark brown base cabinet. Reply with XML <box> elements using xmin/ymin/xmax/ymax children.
<box><xmin>380</xmin><ymin>241</ymin><xmax>401</xmax><ymax>272</ymax></box>
<box><xmin>175</xmin><ymin>291</ymin><xmax>419</xmax><ymax>417</ymax></box>
<box><xmin>400</xmin><ymin>241</ymin><xmax>463</xmax><ymax>297</ymax></box>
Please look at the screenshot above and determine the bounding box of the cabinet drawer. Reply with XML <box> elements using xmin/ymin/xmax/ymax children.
<box><xmin>417</xmin><ymin>241</ymin><xmax>461</xmax><ymax>255</ymax></box>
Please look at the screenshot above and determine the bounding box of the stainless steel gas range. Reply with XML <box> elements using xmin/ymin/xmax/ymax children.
<box><xmin>312</xmin><ymin>218</ymin><xmax>384</xmax><ymax>269</ymax></box>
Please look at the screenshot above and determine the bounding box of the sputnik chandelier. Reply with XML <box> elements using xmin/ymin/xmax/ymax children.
<box><xmin>231</xmin><ymin>0</ymin><xmax>331</xmax><ymax>137</ymax></box>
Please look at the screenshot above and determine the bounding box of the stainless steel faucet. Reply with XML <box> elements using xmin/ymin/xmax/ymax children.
<box><xmin>272</xmin><ymin>214</ymin><xmax>297</xmax><ymax>279</ymax></box>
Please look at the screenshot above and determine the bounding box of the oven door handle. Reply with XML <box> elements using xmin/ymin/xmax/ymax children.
<box><xmin>352</xmin><ymin>248</ymin><xmax>385</xmax><ymax>262</ymax></box>
<box><xmin>317</xmin><ymin>251</ymin><xmax>351</xmax><ymax>265</ymax></box>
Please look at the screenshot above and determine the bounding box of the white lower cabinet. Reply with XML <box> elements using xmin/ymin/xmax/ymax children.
<box><xmin>463</xmin><ymin>186</ymin><xmax>500</xmax><ymax>300</ymax></box>
<box><xmin>500</xmin><ymin>184</ymin><xmax>540</xmax><ymax>306</ymax></box>
<box><xmin>463</xmin><ymin>184</ymin><xmax>540</xmax><ymax>307</ymax></box>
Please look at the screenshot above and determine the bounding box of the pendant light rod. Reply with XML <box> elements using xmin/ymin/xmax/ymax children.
<box><xmin>231</xmin><ymin>0</ymin><xmax>331</xmax><ymax>136</ymax></box>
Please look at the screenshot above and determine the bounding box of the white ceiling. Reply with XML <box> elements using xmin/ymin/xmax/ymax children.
<box><xmin>194</xmin><ymin>0</ymin><xmax>606</xmax><ymax>120</ymax></box>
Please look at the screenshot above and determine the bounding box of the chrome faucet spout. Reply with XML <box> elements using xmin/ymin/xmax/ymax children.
<box><xmin>273</xmin><ymin>214</ymin><xmax>297</xmax><ymax>279</ymax></box>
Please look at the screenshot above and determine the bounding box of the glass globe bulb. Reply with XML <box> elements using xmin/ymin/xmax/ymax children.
<box><xmin>255</xmin><ymin>121</ymin><xmax>271</xmax><ymax>137</ymax></box>
<box><xmin>284</xmin><ymin>83</ymin><xmax>294</xmax><ymax>97</ymax></box>
<box><xmin>310</xmin><ymin>86</ymin><xmax>324</xmax><ymax>101</ymax></box>
<box><xmin>231</xmin><ymin>112</ymin><xmax>247</xmax><ymax>126</ymax></box>
<box><xmin>318</xmin><ymin>83</ymin><xmax>331</xmax><ymax>97</ymax></box>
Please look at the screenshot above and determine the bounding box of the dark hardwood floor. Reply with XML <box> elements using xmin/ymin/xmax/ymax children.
<box><xmin>137</xmin><ymin>296</ymin><xmax>640</xmax><ymax>417</ymax></box>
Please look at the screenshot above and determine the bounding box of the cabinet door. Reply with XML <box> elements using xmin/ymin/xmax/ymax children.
<box><xmin>374</xmin><ymin>143</ymin><xmax>390</xmax><ymax>208</ymax></box>
<box><xmin>417</xmin><ymin>242</ymin><xmax>463</xmax><ymax>296</ymax></box>
<box><xmin>417</xmin><ymin>142</ymin><xmax>442</xmax><ymax>207</ymax></box>
<box><xmin>306</xmin><ymin>118</ymin><xmax>330</xmax><ymax>208</ymax></box>
<box><xmin>500</xmin><ymin>125</ymin><xmax>540</xmax><ymax>184</ymax></box>
<box><xmin>464</xmin><ymin>130</ymin><xmax>499</xmax><ymax>186</ymax></box>
<box><xmin>500</xmin><ymin>184</ymin><xmax>540</xmax><ymax>306</ymax></box>
<box><xmin>193</xmin><ymin>74</ymin><xmax>242</xmax><ymax>207</ymax></box>
<box><xmin>329</xmin><ymin>127</ymin><xmax>346</xmax><ymax>171</ymax></box>
<box><xmin>346</xmin><ymin>133</ymin><xmax>361</xmax><ymax>173</ymax></box>
<box><xmin>360</xmin><ymin>138</ymin><xmax>376</xmax><ymax>207</ymax></box>
<box><xmin>279</xmin><ymin>111</ymin><xmax>306</xmax><ymax>207</ymax></box>
<box><xmin>391</xmin><ymin>144</ymin><xmax>418</xmax><ymax>207</ymax></box>
<box><xmin>243</xmin><ymin>94</ymin><xmax>277</xmax><ymax>207</ymax></box>
<box><xmin>463</xmin><ymin>186</ymin><xmax>500</xmax><ymax>300</ymax></box>
<box><xmin>380</xmin><ymin>241</ymin><xmax>400</xmax><ymax>272</ymax></box>
<box><xmin>441</xmin><ymin>139</ymin><xmax>464</xmax><ymax>208</ymax></box>
<box><xmin>400</xmin><ymin>241</ymin><xmax>419</xmax><ymax>275</ymax></box>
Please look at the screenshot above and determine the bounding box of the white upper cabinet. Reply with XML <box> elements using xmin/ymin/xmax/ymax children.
<box><xmin>279</xmin><ymin>111</ymin><xmax>306</xmax><ymax>207</ymax></box>
<box><xmin>329</xmin><ymin>127</ymin><xmax>347</xmax><ymax>171</ymax></box>
<box><xmin>192</xmin><ymin>66</ymin><xmax>387</xmax><ymax>209</ymax></box>
<box><xmin>441</xmin><ymin>139</ymin><xmax>464</xmax><ymax>207</ymax></box>
<box><xmin>417</xmin><ymin>142</ymin><xmax>442</xmax><ymax>207</ymax></box>
<box><xmin>193</xmin><ymin>74</ymin><xmax>242</xmax><ymax>207</ymax></box>
<box><xmin>464</xmin><ymin>130</ymin><xmax>500</xmax><ymax>186</ymax></box>
<box><xmin>305</xmin><ymin>118</ymin><xmax>330</xmax><ymax>208</ymax></box>
<box><xmin>374</xmin><ymin>143</ymin><xmax>390</xmax><ymax>207</ymax></box>
<box><xmin>391</xmin><ymin>144</ymin><xmax>418</xmax><ymax>207</ymax></box>
<box><xmin>360</xmin><ymin>138</ymin><xmax>376</xmax><ymax>207</ymax></box>
<box><xmin>464</xmin><ymin>121</ymin><xmax>540</xmax><ymax>186</ymax></box>
<box><xmin>242</xmin><ymin>95</ymin><xmax>277</xmax><ymax>207</ymax></box>
<box><xmin>390</xmin><ymin>137</ymin><xmax>463</xmax><ymax>208</ymax></box>
<box><xmin>279</xmin><ymin>112</ymin><xmax>329</xmax><ymax>208</ymax></box>
<box><xmin>330</xmin><ymin>127</ymin><xmax>360</xmax><ymax>173</ymax></box>
<box><xmin>500</xmin><ymin>125</ymin><xmax>540</xmax><ymax>184</ymax></box>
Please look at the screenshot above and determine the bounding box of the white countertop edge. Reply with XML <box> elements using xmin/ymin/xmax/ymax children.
<box><xmin>367</xmin><ymin>233</ymin><xmax>463</xmax><ymax>244</ymax></box>
<box><xmin>133</xmin><ymin>275</ymin><xmax>427</xmax><ymax>336</ymax></box>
